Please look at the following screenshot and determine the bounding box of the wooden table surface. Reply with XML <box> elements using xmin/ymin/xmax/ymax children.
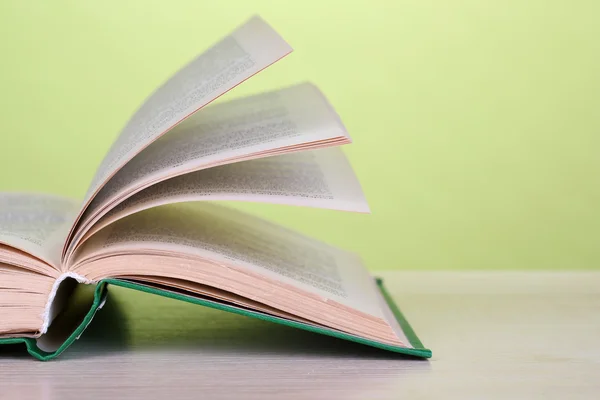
<box><xmin>1</xmin><ymin>271</ymin><xmax>599</xmax><ymax>399</ymax></box>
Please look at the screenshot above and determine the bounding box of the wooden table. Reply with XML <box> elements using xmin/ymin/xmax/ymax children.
<box><xmin>1</xmin><ymin>272</ymin><xmax>599</xmax><ymax>399</ymax></box>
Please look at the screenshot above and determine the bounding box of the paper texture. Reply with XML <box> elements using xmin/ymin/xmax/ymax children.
<box><xmin>81</xmin><ymin>16</ymin><xmax>292</xmax><ymax>208</ymax></box>
<box><xmin>69</xmin><ymin>83</ymin><xmax>350</xmax><ymax>255</ymax></box>
<box><xmin>79</xmin><ymin>148</ymin><xmax>368</xmax><ymax>242</ymax></box>
<box><xmin>75</xmin><ymin>203</ymin><xmax>383</xmax><ymax>318</ymax></box>
<box><xmin>0</xmin><ymin>193</ymin><xmax>78</xmax><ymax>266</ymax></box>
<box><xmin>80</xmin><ymin>84</ymin><xmax>347</xmax><ymax>219</ymax></box>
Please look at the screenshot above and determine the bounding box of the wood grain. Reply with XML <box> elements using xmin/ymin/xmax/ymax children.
<box><xmin>1</xmin><ymin>271</ymin><xmax>599</xmax><ymax>399</ymax></box>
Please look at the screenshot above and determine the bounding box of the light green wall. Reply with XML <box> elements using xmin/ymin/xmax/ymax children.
<box><xmin>1</xmin><ymin>1</ymin><xmax>598</xmax><ymax>270</ymax></box>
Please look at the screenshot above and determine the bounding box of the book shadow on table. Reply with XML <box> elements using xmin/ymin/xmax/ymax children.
<box><xmin>59</xmin><ymin>286</ymin><xmax>429</xmax><ymax>362</ymax></box>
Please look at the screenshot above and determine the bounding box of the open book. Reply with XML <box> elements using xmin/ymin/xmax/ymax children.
<box><xmin>0</xmin><ymin>16</ymin><xmax>430</xmax><ymax>360</ymax></box>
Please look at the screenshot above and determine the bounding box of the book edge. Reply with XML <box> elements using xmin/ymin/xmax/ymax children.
<box><xmin>104</xmin><ymin>278</ymin><xmax>431</xmax><ymax>358</ymax></box>
<box><xmin>0</xmin><ymin>277</ymin><xmax>432</xmax><ymax>360</ymax></box>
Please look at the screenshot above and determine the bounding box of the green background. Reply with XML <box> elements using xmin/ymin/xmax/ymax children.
<box><xmin>0</xmin><ymin>1</ymin><xmax>598</xmax><ymax>270</ymax></box>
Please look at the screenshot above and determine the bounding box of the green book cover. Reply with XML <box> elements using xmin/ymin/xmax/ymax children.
<box><xmin>0</xmin><ymin>278</ymin><xmax>431</xmax><ymax>361</ymax></box>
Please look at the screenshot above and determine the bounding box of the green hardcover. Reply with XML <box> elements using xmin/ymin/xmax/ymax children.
<box><xmin>0</xmin><ymin>278</ymin><xmax>432</xmax><ymax>360</ymax></box>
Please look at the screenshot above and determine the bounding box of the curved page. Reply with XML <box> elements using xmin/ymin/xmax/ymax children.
<box><xmin>66</xmin><ymin>16</ymin><xmax>292</xmax><ymax>252</ymax></box>
<box><xmin>0</xmin><ymin>193</ymin><xmax>78</xmax><ymax>268</ymax></box>
<box><xmin>72</xmin><ymin>203</ymin><xmax>383</xmax><ymax>317</ymax></box>
<box><xmin>68</xmin><ymin>83</ymin><xmax>351</xmax><ymax>258</ymax></box>
<box><xmin>69</xmin><ymin>203</ymin><xmax>405</xmax><ymax>344</ymax></box>
<box><xmin>76</xmin><ymin>148</ymin><xmax>369</xmax><ymax>251</ymax></box>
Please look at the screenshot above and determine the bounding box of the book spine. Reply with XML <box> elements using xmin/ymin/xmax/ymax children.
<box><xmin>40</xmin><ymin>272</ymin><xmax>92</xmax><ymax>334</ymax></box>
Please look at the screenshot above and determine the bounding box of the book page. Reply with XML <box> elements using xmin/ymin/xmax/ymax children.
<box><xmin>0</xmin><ymin>193</ymin><xmax>78</xmax><ymax>267</ymax></box>
<box><xmin>80</xmin><ymin>148</ymin><xmax>369</xmax><ymax>242</ymax></box>
<box><xmin>74</xmin><ymin>203</ymin><xmax>384</xmax><ymax>319</ymax></box>
<box><xmin>70</xmin><ymin>83</ymin><xmax>350</xmax><ymax>253</ymax></box>
<box><xmin>80</xmin><ymin>16</ymin><xmax>292</xmax><ymax>210</ymax></box>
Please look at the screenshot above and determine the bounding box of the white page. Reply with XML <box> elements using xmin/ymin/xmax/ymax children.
<box><xmin>0</xmin><ymin>193</ymin><xmax>78</xmax><ymax>267</ymax></box>
<box><xmin>70</xmin><ymin>83</ymin><xmax>350</xmax><ymax>254</ymax></box>
<box><xmin>80</xmin><ymin>148</ymin><xmax>369</xmax><ymax>242</ymax></box>
<box><xmin>74</xmin><ymin>202</ymin><xmax>383</xmax><ymax>319</ymax></box>
<box><xmin>81</xmin><ymin>16</ymin><xmax>292</xmax><ymax>209</ymax></box>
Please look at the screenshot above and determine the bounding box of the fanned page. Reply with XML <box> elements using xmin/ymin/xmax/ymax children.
<box><xmin>67</xmin><ymin>16</ymin><xmax>292</xmax><ymax>252</ymax></box>
<box><xmin>70</xmin><ymin>203</ymin><xmax>410</xmax><ymax>347</ymax></box>
<box><xmin>0</xmin><ymin>193</ymin><xmax>78</xmax><ymax>273</ymax></box>
<box><xmin>76</xmin><ymin>148</ymin><xmax>369</xmax><ymax>248</ymax></box>
<box><xmin>67</xmin><ymin>83</ymin><xmax>352</xmax><ymax>257</ymax></box>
